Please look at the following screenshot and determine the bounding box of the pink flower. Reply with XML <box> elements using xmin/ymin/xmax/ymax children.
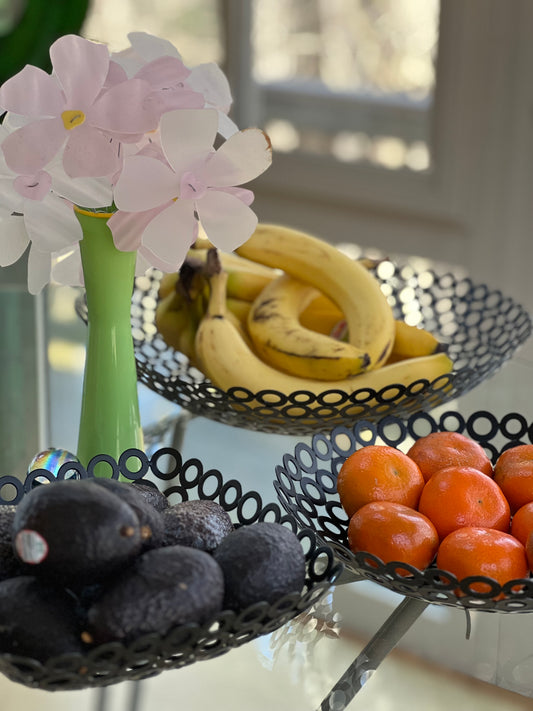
<box><xmin>0</xmin><ymin>124</ymin><xmax>83</xmax><ymax>293</ymax></box>
<box><xmin>109</xmin><ymin>37</ymin><xmax>205</xmax><ymax>117</ymax></box>
<box><xmin>112</xmin><ymin>32</ymin><xmax>238</xmax><ymax>137</ymax></box>
<box><xmin>0</xmin><ymin>34</ymin><xmax>161</xmax><ymax>178</ymax></box>
<box><xmin>111</xmin><ymin>108</ymin><xmax>272</xmax><ymax>269</ymax></box>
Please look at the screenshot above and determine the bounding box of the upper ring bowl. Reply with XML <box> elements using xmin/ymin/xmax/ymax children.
<box><xmin>77</xmin><ymin>254</ymin><xmax>532</xmax><ymax>435</ymax></box>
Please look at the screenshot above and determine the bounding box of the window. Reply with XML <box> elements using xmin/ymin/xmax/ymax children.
<box><xmin>251</xmin><ymin>0</ymin><xmax>439</xmax><ymax>172</ymax></box>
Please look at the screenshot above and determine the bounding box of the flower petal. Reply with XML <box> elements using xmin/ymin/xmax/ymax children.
<box><xmin>1</xmin><ymin>118</ymin><xmax>66</xmax><ymax>174</ymax></box>
<box><xmin>141</xmin><ymin>199</ymin><xmax>197</xmax><ymax>268</ymax></box>
<box><xmin>188</xmin><ymin>63</ymin><xmax>232</xmax><ymax>113</ymax></box>
<box><xmin>126</xmin><ymin>32</ymin><xmax>181</xmax><ymax>62</ymax></box>
<box><xmin>0</xmin><ymin>177</ymin><xmax>23</xmax><ymax>213</ymax></box>
<box><xmin>143</xmin><ymin>86</ymin><xmax>205</xmax><ymax>115</ymax></box>
<box><xmin>159</xmin><ymin>108</ymin><xmax>218</xmax><ymax>175</ymax></box>
<box><xmin>217</xmin><ymin>186</ymin><xmax>255</xmax><ymax>206</ymax></box>
<box><xmin>27</xmin><ymin>244</ymin><xmax>51</xmax><ymax>294</ymax></box>
<box><xmin>206</xmin><ymin>129</ymin><xmax>272</xmax><ymax>188</ymax></box>
<box><xmin>198</xmin><ymin>189</ymin><xmax>258</xmax><ymax>252</ymax></box>
<box><xmin>137</xmin><ymin>243</ymin><xmax>179</xmax><ymax>274</ymax></box>
<box><xmin>104</xmin><ymin>60</ymin><xmax>129</xmax><ymax>89</ymax></box>
<box><xmin>108</xmin><ymin>205</ymin><xmax>169</xmax><ymax>252</ymax></box>
<box><xmin>135</xmin><ymin>55</ymin><xmax>190</xmax><ymax>88</ymax></box>
<box><xmin>0</xmin><ymin>215</ymin><xmax>28</xmax><ymax>266</ymax></box>
<box><xmin>217</xmin><ymin>112</ymin><xmax>239</xmax><ymax>139</ymax></box>
<box><xmin>14</xmin><ymin>171</ymin><xmax>52</xmax><ymax>201</ymax></box>
<box><xmin>50</xmin><ymin>34</ymin><xmax>110</xmax><ymax>107</ymax></box>
<box><xmin>50</xmin><ymin>159</ymin><xmax>114</xmax><ymax>208</ymax></box>
<box><xmin>135</xmin><ymin>248</ymin><xmax>152</xmax><ymax>276</ymax></box>
<box><xmin>51</xmin><ymin>245</ymin><xmax>84</xmax><ymax>286</ymax></box>
<box><xmin>62</xmin><ymin>124</ymin><xmax>121</xmax><ymax>178</ymax></box>
<box><xmin>24</xmin><ymin>195</ymin><xmax>82</xmax><ymax>252</ymax></box>
<box><xmin>91</xmin><ymin>78</ymin><xmax>159</xmax><ymax>134</ymax></box>
<box><xmin>114</xmin><ymin>155</ymin><xmax>178</xmax><ymax>212</ymax></box>
<box><xmin>0</xmin><ymin>65</ymin><xmax>64</xmax><ymax>116</ymax></box>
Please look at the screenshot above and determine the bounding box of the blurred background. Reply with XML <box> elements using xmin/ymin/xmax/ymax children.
<box><xmin>2</xmin><ymin>1</ymin><xmax>533</xmax><ymax>709</ymax></box>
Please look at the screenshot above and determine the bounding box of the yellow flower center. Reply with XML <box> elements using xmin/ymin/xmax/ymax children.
<box><xmin>61</xmin><ymin>110</ymin><xmax>86</xmax><ymax>130</ymax></box>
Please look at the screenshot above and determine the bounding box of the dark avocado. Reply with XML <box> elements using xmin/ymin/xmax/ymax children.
<box><xmin>161</xmin><ymin>499</ymin><xmax>234</xmax><ymax>552</ymax></box>
<box><xmin>212</xmin><ymin>522</ymin><xmax>306</xmax><ymax>611</ymax></box>
<box><xmin>0</xmin><ymin>576</ymin><xmax>86</xmax><ymax>661</ymax></box>
<box><xmin>86</xmin><ymin>545</ymin><xmax>224</xmax><ymax>644</ymax></box>
<box><xmin>0</xmin><ymin>505</ymin><xmax>24</xmax><ymax>581</ymax></box>
<box><xmin>89</xmin><ymin>478</ymin><xmax>165</xmax><ymax>549</ymax></box>
<box><xmin>131</xmin><ymin>480</ymin><xmax>170</xmax><ymax>512</ymax></box>
<box><xmin>12</xmin><ymin>479</ymin><xmax>143</xmax><ymax>585</ymax></box>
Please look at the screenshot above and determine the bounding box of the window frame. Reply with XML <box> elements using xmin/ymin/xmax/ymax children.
<box><xmin>220</xmin><ymin>0</ymin><xmax>533</xmax><ymax>289</ymax></box>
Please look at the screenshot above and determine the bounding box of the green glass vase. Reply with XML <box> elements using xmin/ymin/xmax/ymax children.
<box><xmin>75</xmin><ymin>209</ymin><xmax>144</xmax><ymax>469</ymax></box>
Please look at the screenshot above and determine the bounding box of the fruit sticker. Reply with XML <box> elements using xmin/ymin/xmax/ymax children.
<box><xmin>15</xmin><ymin>529</ymin><xmax>48</xmax><ymax>564</ymax></box>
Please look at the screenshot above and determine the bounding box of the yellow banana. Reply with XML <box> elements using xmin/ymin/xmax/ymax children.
<box><xmin>155</xmin><ymin>291</ymin><xmax>193</xmax><ymax>353</ymax></box>
<box><xmin>235</xmin><ymin>224</ymin><xmax>395</xmax><ymax>371</ymax></box>
<box><xmin>156</xmin><ymin>269</ymin><xmax>251</xmax><ymax>365</ymax></box>
<box><xmin>158</xmin><ymin>271</ymin><xmax>180</xmax><ymax>300</ymax></box>
<box><xmin>227</xmin><ymin>296</ymin><xmax>252</xmax><ymax>325</ymax></box>
<box><xmin>299</xmin><ymin>292</ymin><xmax>345</xmax><ymax>335</ymax></box>
<box><xmin>298</xmin><ymin>289</ymin><xmax>445</xmax><ymax>362</ymax></box>
<box><xmin>387</xmin><ymin>321</ymin><xmax>443</xmax><ymax>362</ymax></box>
<box><xmin>194</xmin><ymin>269</ymin><xmax>454</xmax><ymax>407</ymax></box>
<box><xmin>247</xmin><ymin>273</ymin><xmax>372</xmax><ymax>380</ymax></box>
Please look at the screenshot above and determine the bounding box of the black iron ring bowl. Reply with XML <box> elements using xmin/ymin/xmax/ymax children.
<box><xmin>274</xmin><ymin>409</ymin><xmax>533</xmax><ymax>614</ymax></box>
<box><xmin>0</xmin><ymin>448</ymin><xmax>342</xmax><ymax>691</ymax></box>
<box><xmin>76</xmin><ymin>256</ymin><xmax>532</xmax><ymax>436</ymax></box>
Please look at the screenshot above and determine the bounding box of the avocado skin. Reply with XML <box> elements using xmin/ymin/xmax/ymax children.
<box><xmin>88</xmin><ymin>479</ymin><xmax>165</xmax><ymax>549</ymax></box>
<box><xmin>131</xmin><ymin>480</ymin><xmax>170</xmax><ymax>512</ymax></box>
<box><xmin>162</xmin><ymin>500</ymin><xmax>234</xmax><ymax>552</ymax></box>
<box><xmin>0</xmin><ymin>506</ymin><xmax>24</xmax><ymax>581</ymax></box>
<box><xmin>12</xmin><ymin>480</ymin><xmax>143</xmax><ymax>586</ymax></box>
<box><xmin>86</xmin><ymin>545</ymin><xmax>224</xmax><ymax>644</ymax></box>
<box><xmin>0</xmin><ymin>576</ymin><xmax>86</xmax><ymax>661</ymax></box>
<box><xmin>212</xmin><ymin>522</ymin><xmax>306</xmax><ymax>611</ymax></box>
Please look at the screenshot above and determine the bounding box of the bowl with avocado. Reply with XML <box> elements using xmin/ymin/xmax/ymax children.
<box><xmin>0</xmin><ymin>447</ymin><xmax>342</xmax><ymax>691</ymax></box>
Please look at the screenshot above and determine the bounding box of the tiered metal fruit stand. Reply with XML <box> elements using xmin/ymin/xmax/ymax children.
<box><xmin>4</xmin><ymin>251</ymin><xmax>531</xmax><ymax>708</ymax></box>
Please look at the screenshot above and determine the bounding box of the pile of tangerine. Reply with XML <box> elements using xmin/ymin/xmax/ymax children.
<box><xmin>337</xmin><ymin>432</ymin><xmax>533</xmax><ymax>594</ymax></box>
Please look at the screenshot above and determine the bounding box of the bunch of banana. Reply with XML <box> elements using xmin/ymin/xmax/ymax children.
<box><xmin>194</xmin><ymin>265</ymin><xmax>453</xmax><ymax>405</ymax></box>
<box><xmin>155</xmin><ymin>258</ymin><xmax>209</xmax><ymax>367</ymax></box>
<box><xmin>155</xmin><ymin>223</ymin><xmax>453</xmax><ymax>406</ymax></box>
<box><xmin>155</xmin><ymin>251</ymin><xmax>265</xmax><ymax>362</ymax></box>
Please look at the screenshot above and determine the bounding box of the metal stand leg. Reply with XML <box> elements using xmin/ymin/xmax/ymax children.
<box><xmin>129</xmin><ymin>680</ymin><xmax>143</xmax><ymax>711</ymax></box>
<box><xmin>170</xmin><ymin>410</ymin><xmax>195</xmax><ymax>453</ymax></box>
<box><xmin>94</xmin><ymin>681</ymin><xmax>143</xmax><ymax>711</ymax></box>
<box><xmin>317</xmin><ymin>596</ymin><xmax>428</xmax><ymax>710</ymax></box>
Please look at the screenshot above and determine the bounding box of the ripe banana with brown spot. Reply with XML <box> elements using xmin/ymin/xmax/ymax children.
<box><xmin>247</xmin><ymin>273</ymin><xmax>373</xmax><ymax>380</ymax></box>
<box><xmin>235</xmin><ymin>224</ymin><xmax>395</xmax><ymax>371</ymax></box>
<box><xmin>298</xmin><ymin>289</ymin><xmax>445</xmax><ymax>361</ymax></box>
<box><xmin>194</xmin><ymin>269</ymin><xmax>454</xmax><ymax>405</ymax></box>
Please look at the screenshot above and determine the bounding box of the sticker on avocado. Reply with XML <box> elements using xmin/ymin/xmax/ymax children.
<box><xmin>15</xmin><ymin>529</ymin><xmax>48</xmax><ymax>564</ymax></box>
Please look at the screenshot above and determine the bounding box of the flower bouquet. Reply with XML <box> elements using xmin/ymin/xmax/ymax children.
<box><xmin>0</xmin><ymin>31</ymin><xmax>272</xmax><ymax>466</ymax></box>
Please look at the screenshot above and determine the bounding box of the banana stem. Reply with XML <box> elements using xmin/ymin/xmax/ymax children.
<box><xmin>207</xmin><ymin>270</ymin><xmax>229</xmax><ymax>318</ymax></box>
